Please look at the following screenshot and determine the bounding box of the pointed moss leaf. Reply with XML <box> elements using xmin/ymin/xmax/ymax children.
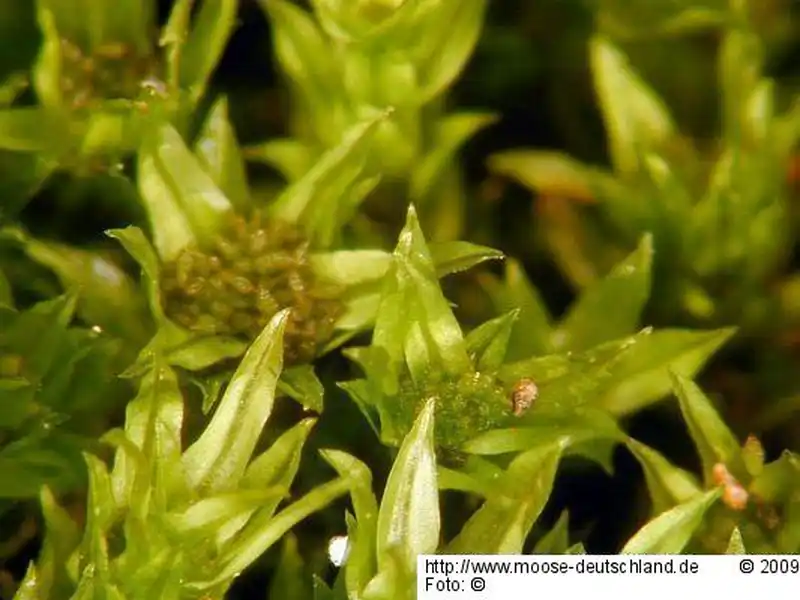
<box><xmin>161</xmin><ymin>0</ymin><xmax>194</xmax><ymax>88</ymax></box>
<box><xmin>120</xmin><ymin>320</ymin><xmax>245</xmax><ymax>378</ymax></box>
<box><xmin>13</xmin><ymin>564</ymin><xmax>41</xmax><ymax>600</ymax></box>
<box><xmin>106</xmin><ymin>226</ymin><xmax>165</xmax><ymax>323</ymax></box>
<box><xmin>310</xmin><ymin>250</ymin><xmax>391</xmax><ymax>287</ymax></box>
<box><xmin>278</xmin><ymin>364</ymin><xmax>325</xmax><ymax>412</ymax></box>
<box><xmin>194</xmin><ymin>95</ymin><xmax>249</xmax><ymax>211</ymax></box>
<box><xmin>448</xmin><ymin>440</ymin><xmax>565</xmax><ymax>554</ymax></box>
<box><xmin>437</xmin><ymin>467</ymin><xmax>494</xmax><ymax>498</ymax></box>
<box><xmin>82</xmin><ymin>452</ymin><xmax>117</xmax><ymax>568</ymax></box>
<box><xmin>306</xmin><ymin>0</ymin><xmax>362</xmax><ymax>40</ymax></box>
<box><xmin>13</xmin><ymin>230</ymin><xmax>150</xmax><ymax>342</ymax></box>
<box><xmin>465</xmin><ymin>310</ymin><xmax>518</xmax><ymax>372</ymax></box>
<box><xmin>428</xmin><ymin>240</ymin><xmax>504</xmax><ymax>278</ymax></box>
<box><xmin>371</xmin><ymin>262</ymin><xmax>404</xmax><ymax>390</ymax></box>
<box><xmin>719</xmin><ymin>26</ymin><xmax>763</xmax><ymax>144</ymax></box>
<box><xmin>125</xmin><ymin>552</ymin><xmax>186</xmax><ymax>599</ymax></box>
<box><xmin>37</xmin><ymin>486</ymin><xmax>81</xmax><ymax>598</ymax></box>
<box><xmin>337</xmin><ymin>379</ymin><xmax>381</xmax><ymax>437</ymax></box>
<box><xmin>138</xmin><ymin>122</ymin><xmax>233</xmax><ymax>261</ymax></box>
<box><xmin>362</xmin><ymin>549</ymin><xmax>405</xmax><ymax>600</ymax></box>
<box><xmin>644</xmin><ymin>152</ymin><xmax>694</xmax><ymax>218</ymax></box>
<box><xmin>102</xmin><ymin>428</ymin><xmax>148</xmax><ymax>509</ymax></box>
<box><xmin>0</xmin><ymin>293</ymin><xmax>75</xmax><ymax>383</ymax></box>
<box><xmin>180</xmin><ymin>0</ymin><xmax>237</xmax><ymax>103</ymax></box>
<box><xmin>625</xmin><ymin>438</ymin><xmax>701</xmax><ymax>516</ymax></box>
<box><xmin>0</xmin><ymin>434</ymin><xmax>86</xmax><ymax>498</ymax></box>
<box><xmin>78</xmin><ymin>106</ymin><xmax>144</xmax><ymax>157</ymax></box>
<box><xmin>137</xmin><ymin>143</ymin><xmax>196</xmax><ymax>262</ymax></box>
<box><xmin>263</xmin><ymin>0</ymin><xmax>339</xmax><ymax>125</ymax></box>
<box><xmin>73</xmin><ymin>562</ymin><xmax>128</xmax><ymax>600</ymax></box>
<box><xmin>164</xmin><ymin>334</ymin><xmax>247</xmax><ymax>371</ymax></box>
<box><xmin>481</xmin><ymin>258</ymin><xmax>553</xmax><ymax>359</ymax></box>
<box><xmin>376</xmin><ymin>399</ymin><xmax>439</xmax><ymax>578</ymax></box>
<box><xmin>322</xmin><ymin>450</ymin><xmax>377</xmax><ymax>534</ymax></box>
<box><xmin>327</xmin><ymin>308</ymin><xmax>377</xmax><ymax>349</ymax></box>
<box><xmin>621</xmin><ymin>488</ymin><xmax>722</xmax><ymax>554</ymax></box>
<box><xmin>376</xmin><ymin>205</ymin><xmax>470</xmax><ymax>383</ymax></box>
<box><xmin>119</xmin><ymin>547</ymin><xmax>183</xmax><ymax>600</ymax></box>
<box><xmin>0</xmin><ymin>380</ymin><xmax>33</xmax><ymax>430</ymax></box>
<box><xmin>268</xmin><ymin>534</ymin><xmax>313</xmax><ymax>600</ymax></box>
<box><xmin>102</xmin><ymin>0</ymin><xmax>155</xmax><ymax>52</ymax></box>
<box><xmin>498</xmin><ymin>353</ymin><xmax>583</xmax><ymax>389</ymax></box>
<box><xmin>742</xmin><ymin>435</ymin><xmax>765</xmax><ymax>478</ymax></box>
<box><xmin>33</xmin><ymin>4</ymin><xmax>63</xmax><ymax>110</ymax></box>
<box><xmin>590</xmin><ymin>35</ymin><xmax>676</xmax><ymax>176</ymax></box>
<box><xmin>164</xmin><ymin>487</ymin><xmax>285</xmax><ymax>539</ymax></box>
<box><xmin>410</xmin><ymin>112</ymin><xmax>497</xmax><ymax>201</ymax></box>
<box><xmin>748</xmin><ymin>451</ymin><xmax>800</xmax><ymax>506</ymax></box>
<box><xmin>213</xmin><ymin>419</ymin><xmax>315</xmax><ymax>549</ymax></box>
<box><xmin>464</xmin><ymin>407</ymin><xmax>623</xmax><ymax>456</ymax></box>
<box><xmin>245</xmin><ymin>138</ymin><xmax>315</xmax><ymax>182</ymax></box>
<box><xmin>322</xmin><ymin>450</ymin><xmax>378</xmax><ymax>598</ymax></box>
<box><xmin>488</xmin><ymin>150</ymin><xmax>599</xmax><ymax>203</ymax></box>
<box><xmin>31</xmin><ymin>291</ymin><xmax>78</xmax><ymax>327</ymax></box>
<box><xmin>533</xmin><ymin>510</ymin><xmax>570</xmax><ymax>554</ymax></box>
<box><xmin>243</xmin><ymin>418</ymin><xmax>316</xmax><ymax>488</ymax></box>
<box><xmin>553</xmin><ymin>234</ymin><xmax>652</xmax><ymax>352</ymax></box>
<box><xmin>191</xmin><ymin>371</ymin><xmax>229</xmax><ymax>415</ymax></box>
<box><xmin>457</xmin><ymin>456</ymin><xmax>506</xmax><ymax>495</ymax></box>
<box><xmin>110</xmin><ymin>361</ymin><xmax>184</xmax><ymax>510</ymax></box>
<box><xmin>268</xmin><ymin>110</ymin><xmax>389</xmax><ymax>247</ymax></box>
<box><xmin>599</xmin><ymin>327</ymin><xmax>736</xmax><ymax>416</ymax></box>
<box><xmin>0</xmin><ymin>108</ymin><xmax>69</xmax><ymax>152</ymax></box>
<box><xmin>194</xmin><ymin>475</ymin><xmax>353</xmax><ymax>589</ymax></box>
<box><xmin>727</xmin><ymin>527</ymin><xmax>746</xmax><ymax>554</ymax></box>
<box><xmin>566</xmin><ymin>542</ymin><xmax>586</xmax><ymax>554</ymax></box>
<box><xmin>417</xmin><ymin>1</ymin><xmax>488</xmax><ymax>103</ymax></box>
<box><xmin>498</xmin><ymin>332</ymin><xmax>643</xmax><ymax>412</ymax></box>
<box><xmin>672</xmin><ymin>372</ymin><xmax>745</xmax><ymax>484</ymax></box>
<box><xmin>182</xmin><ymin>310</ymin><xmax>288</xmax><ymax>493</ymax></box>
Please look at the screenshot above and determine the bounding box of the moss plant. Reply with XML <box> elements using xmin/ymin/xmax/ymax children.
<box><xmin>0</xmin><ymin>1</ymin><xmax>799</xmax><ymax>598</ymax></box>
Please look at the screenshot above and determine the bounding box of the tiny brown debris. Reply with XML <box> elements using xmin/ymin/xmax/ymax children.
<box><xmin>712</xmin><ymin>462</ymin><xmax>749</xmax><ymax>511</ymax></box>
<box><xmin>712</xmin><ymin>462</ymin><xmax>733</xmax><ymax>487</ymax></box>
<box><xmin>510</xmin><ymin>377</ymin><xmax>538</xmax><ymax>416</ymax></box>
<box><xmin>722</xmin><ymin>484</ymin><xmax>749</xmax><ymax>511</ymax></box>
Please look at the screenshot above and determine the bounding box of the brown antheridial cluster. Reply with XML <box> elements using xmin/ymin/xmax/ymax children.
<box><xmin>59</xmin><ymin>39</ymin><xmax>163</xmax><ymax>110</ymax></box>
<box><xmin>712</xmin><ymin>463</ymin><xmax>749</xmax><ymax>511</ymax></box>
<box><xmin>160</xmin><ymin>211</ymin><xmax>344</xmax><ymax>366</ymax></box>
<box><xmin>510</xmin><ymin>377</ymin><xmax>538</xmax><ymax>416</ymax></box>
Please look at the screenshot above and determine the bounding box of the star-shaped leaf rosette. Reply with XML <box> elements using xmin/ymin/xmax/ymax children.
<box><xmin>0</xmin><ymin>0</ymin><xmax>235</xmax><ymax>173</ymax></box>
<box><xmin>341</xmin><ymin>205</ymin><xmax>735</xmax><ymax>468</ymax></box>
<box><xmin>90</xmin><ymin>103</ymin><xmax>502</xmax><ymax>413</ymax></box>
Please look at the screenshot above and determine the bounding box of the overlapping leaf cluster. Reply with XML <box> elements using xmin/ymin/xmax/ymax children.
<box><xmin>0</xmin><ymin>290</ymin><xmax>124</xmax><ymax>504</ymax></box>
<box><xmin>491</xmin><ymin>3</ymin><xmax>800</xmax><ymax>332</ymax></box>
<box><xmin>251</xmin><ymin>0</ymin><xmax>495</xmax><ymax>239</ymax></box>
<box><xmin>0</xmin><ymin>0</ymin><xmax>236</xmax><ymax>190</ymax></box>
<box><xmin>14</xmin><ymin>311</ymin><xmax>361</xmax><ymax>599</ymax></box>
<box><xmin>0</xmin><ymin>1</ymin><xmax>798</xmax><ymax>599</ymax></box>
